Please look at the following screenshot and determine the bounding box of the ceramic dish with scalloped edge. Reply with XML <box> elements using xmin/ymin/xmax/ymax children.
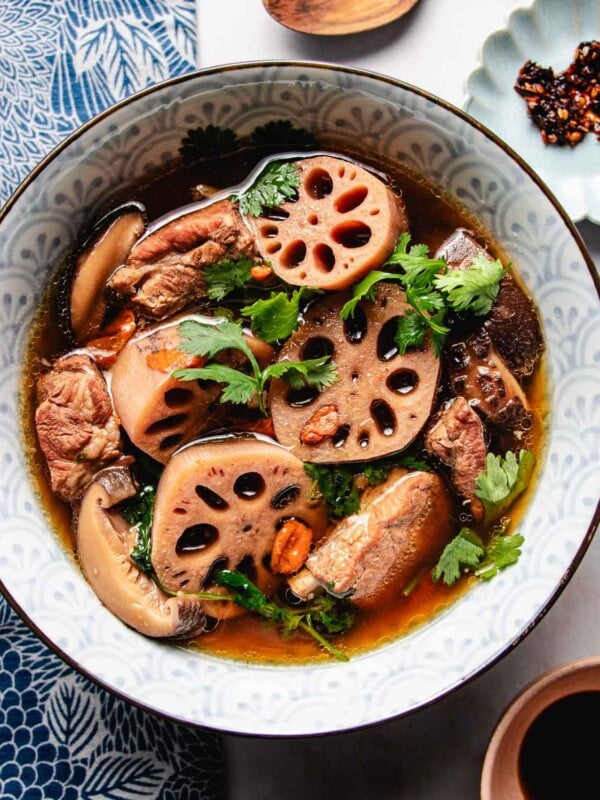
<box><xmin>0</xmin><ymin>62</ymin><xmax>598</xmax><ymax>737</ymax></box>
<box><xmin>464</xmin><ymin>0</ymin><xmax>600</xmax><ymax>224</ymax></box>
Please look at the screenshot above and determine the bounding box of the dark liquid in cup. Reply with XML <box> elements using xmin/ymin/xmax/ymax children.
<box><xmin>518</xmin><ymin>690</ymin><xmax>600</xmax><ymax>799</ymax></box>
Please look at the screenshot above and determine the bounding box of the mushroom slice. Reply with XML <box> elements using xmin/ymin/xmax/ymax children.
<box><xmin>269</xmin><ymin>283</ymin><xmax>441</xmax><ymax>463</ymax></box>
<box><xmin>288</xmin><ymin>469</ymin><xmax>454</xmax><ymax>605</ymax></box>
<box><xmin>150</xmin><ymin>437</ymin><xmax>328</xmax><ymax>619</ymax></box>
<box><xmin>110</xmin><ymin>316</ymin><xmax>275</xmax><ymax>464</ymax></box>
<box><xmin>435</xmin><ymin>228</ymin><xmax>543</xmax><ymax>379</ymax></box>
<box><xmin>251</xmin><ymin>155</ymin><xmax>407</xmax><ymax>290</ymax></box>
<box><xmin>447</xmin><ymin>328</ymin><xmax>533</xmax><ymax>451</ymax></box>
<box><xmin>70</xmin><ymin>203</ymin><xmax>145</xmax><ymax>343</ymax></box>
<box><xmin>76</xmin><ymin>466</ymin><xmax>206</xmax><ymax>639</ymax></box>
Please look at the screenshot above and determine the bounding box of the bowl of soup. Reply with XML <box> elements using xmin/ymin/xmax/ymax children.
<box><xmin>0</xmin><ymin>62</ymin><xmax>598</xmax><ymax>736</ymax></box>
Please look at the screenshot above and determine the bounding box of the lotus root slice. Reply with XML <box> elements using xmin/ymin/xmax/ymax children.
<box><xmin>269</xmin><ymin>284</ymin><xmax>441</xmax><ymax>463</ymax></box>
<box><xmin>150</xmin><ymin>437</ymin><xmax>328</xmax><ymax>618</ymax></box>
<box><xmin>110</xmin><ymin>320</ymin><xmax>223</xmax><ymax>463</ymax></box>
<box><xmin>252</xmin><ymin>155</ymin><xmax>408</xmax><ymax>289</ymax></box>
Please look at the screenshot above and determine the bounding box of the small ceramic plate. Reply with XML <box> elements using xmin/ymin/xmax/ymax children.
<box><xmin>464</xmin><ymin>0</ymin><xmax>600</xmax><ymax>224</ymax></box>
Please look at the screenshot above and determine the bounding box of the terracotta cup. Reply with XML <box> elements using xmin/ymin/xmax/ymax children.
<box><xmin>481</xmin><ymin>656</ymin><xmax>600</xmax><ymax>799</ymax></box>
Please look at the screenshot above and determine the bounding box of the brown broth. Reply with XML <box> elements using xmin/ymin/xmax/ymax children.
<box><xmin>21</xmin><ymin>143</ymin><xmax>549</xmax><ymax>665</ymax></box>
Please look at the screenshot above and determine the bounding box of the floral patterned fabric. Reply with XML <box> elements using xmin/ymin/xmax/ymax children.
<box><xmin>0</xmin><ymin>0</ymin><xmax>197</xmax><ymax>206</ymax></box>
<box><xmin>0</xmin><ymin>3</ymin><xmax>226</xmax><ymax>798</ymax></box>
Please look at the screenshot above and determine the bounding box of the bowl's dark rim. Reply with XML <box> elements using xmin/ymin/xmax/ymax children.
<box><xmin>0</xmin><ymin>60</ymin><xmax>598</xmax><ymax>741</ymax></box>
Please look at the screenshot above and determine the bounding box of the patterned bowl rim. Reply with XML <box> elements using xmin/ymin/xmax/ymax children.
<box><xmin>1</xmin><ymin>60</ymin><xmax>599</xmax><ymax>738</ymax></box>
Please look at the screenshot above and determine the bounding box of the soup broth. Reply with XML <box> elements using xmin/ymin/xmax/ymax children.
<box><xmin>22</xmin><ymin>134</ymin><xmax>547</xmax><ymax>664</ymax></box>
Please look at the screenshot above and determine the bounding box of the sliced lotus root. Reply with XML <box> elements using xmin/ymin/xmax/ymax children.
<box><xmin>251</xmin><ymin>155</ymin><xmax>408</xmax><ymax>289</ymax></box>
<box><xmin>269</xmin><ymin>284</ymin><xmax>441</xmax><ymax>463</ymax></box>
<box><xmin>109</xmin><ymin>318</ymin><xmax>224</xmax><ymax>463</ymax></box>
<box><xmin>150</xmin><ymin>437</ymin><xmax>329</xmax><ymax>619</ymax></box>
<box><xmin>110</xmin><ymin>316</ymin><xmax>275</xmax><ymax>463</ymax></box>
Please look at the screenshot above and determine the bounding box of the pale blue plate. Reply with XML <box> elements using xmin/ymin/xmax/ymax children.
<box><xmin>465</xmin><ymin>0</ymin><xmax>600</xmax><ymax>223</ymax></box>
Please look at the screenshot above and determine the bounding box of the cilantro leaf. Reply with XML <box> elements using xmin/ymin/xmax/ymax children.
<box><xmin>475</xmin><ymin>532</ymin><xmax>525</xmax><ymax>580</ymax></box>
<box><xmin>242</xmin><ymin>287</ymin><xmax>320</xmax><ymax>343</ymax></box>
<box><xmin>386</xmin><ymin>232</ymin><xmax>447</xmax><ymax>286</ymax></box>
<box><xmin>339</xmin><ymin>270</ymin><xmax>401</xmax><ymax>320</ymax></box>
<box><xmin>213</xmin><ymin>570</ymin><xmax>351</xmax><ymax>660</ymax></box>
<box><xmin>394</xmin><ymin>310</ymin><xmax>430</xmax><ymax>354</ymax></box>
<box><xmin>174</xmin><ymin>364</ymin><xmax>257</xmax><ymax>405</ymax></box>
<box><xmin>475</xmin><ymin>450</ymin><xmax>536</xmax><ymax>524</ymax></box>
<box><xmin>362</xmin><ymin>454</ymin><xmax>431</xmax><ymax>486</ymax></box>
<box><xmin>177</xmin><ymin>317</ymin><xmax>257</xmax><ymax>366</ymax></box>
<box><xmin>303</xmin><ymin>593</ymin><xmax>354</xmax><ymax>636</ymax></box>
<box><xmin>304</xmin><ymin>463</ymin><xmax>360</xmax><ymax>520</ymax></box>
<box><xmin>431</xmin><ymin>528</ymin><xmax>485</xmax><ymax>586</ymax></box>
<box><xmin>234</xmin><ymin>161</ymin><xmax>301</xmax><ymax>217</ymax></box>
<box><xmin>174</xmin><ymin>319</ymin><xmax>338</xmax><ymax>415</ymax></box>
<box><xmin>204</xmin><ymin>255</ymin><xmax>254</xmax><ymax>301</ymax></box>
<box><xmin>264</xmin><ymin>356</ymin><xmax>338</xmax><ymax>391</ymax></box>
<box><xmin>339</xmin><ymin>235</ymin><xmax>450</xmax><ymax>355</ymax></box>
<box><xmin>121</xmin><ymin>485</ymin><xmax>156</xmax><ymax>575</ymax></box>
<box><xmin>434</xmin><ymin>253</ymin><xmax>506</xmax><ymax>316</ymax></box>
<box><xmin>432</xmin><ymin>524</ymin><xmax>526</xmax><ymax>586</ymax></box>
<box><xmin>340</xmin><ymin>235</ymin><xmax>506</xmax><ymax>358</ymax></box>
<box><xmin>213</xmin><ymin>569</ymin><xmax>271</xmax><ymax>614</ymax></box>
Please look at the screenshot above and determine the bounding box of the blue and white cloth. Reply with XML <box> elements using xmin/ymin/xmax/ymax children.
<box><xmin>0</xmin><ymin>0</ymin><xmax>197</xmax><ymax>205</ymax></box>
<box><xmin>0</xmin><ymin>3</ymin><xmax>226</xmax><ymax>798</ymax></box>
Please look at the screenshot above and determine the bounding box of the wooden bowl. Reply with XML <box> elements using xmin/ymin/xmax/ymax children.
<box><xmin>262</xmin><ymin>0</ymin><xmax>421</xmax><ymax>35</ymax></box>
<box><xmin>481</xmin><ymin>656</ymin><xmax>600</xmax><ymax>799</ymax></box>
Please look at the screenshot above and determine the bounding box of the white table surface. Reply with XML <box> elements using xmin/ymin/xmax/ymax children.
<box><xmin>197</xmin><ymin>2</ymin><xmax>600</xmax><ymax>797</ymax></box>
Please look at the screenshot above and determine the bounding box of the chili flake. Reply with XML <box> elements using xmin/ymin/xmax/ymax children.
<box><xmin>515</xmin><ymin>40</ymin><xmax>599</xmax><ymax>147</ymax></box>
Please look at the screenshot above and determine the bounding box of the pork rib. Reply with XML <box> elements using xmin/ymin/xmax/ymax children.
<box><xmin>35</xmin><ymin>354</ymin><xmax>122</xmax><ymax>502</ymax></box>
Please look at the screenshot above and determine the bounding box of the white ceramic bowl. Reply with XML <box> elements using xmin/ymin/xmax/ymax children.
<box><xmin>0</xmin><ymin>62</ymin><xmax>598</xmax><ymax>737</ymax></box>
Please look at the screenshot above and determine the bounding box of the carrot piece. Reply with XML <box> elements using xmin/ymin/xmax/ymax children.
<box><xmin>85</xmin><ymin>309</ymin><xmax>137</xmax><ymax>368</ymax></box>
<box><xmin>250</xmin><ymin>264</ymin><xmax>273</xmax><ymax>282</ymax></box>
<box><xmin>145</xmin><ymin>349</ymin><xmax>205</xmax><ymax>373</ymax></box>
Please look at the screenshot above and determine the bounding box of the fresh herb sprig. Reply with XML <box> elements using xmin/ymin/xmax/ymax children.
<box><xmin>340</xmin><ymin>234</ymin><xmax>450</xmax><ymax>355</ymax></box>
<box><xmin>304</xmin><ymin>463</ymin><xmax>361</xmax><ymax>520</ymax></box>
<box><xmin>213</xmin><ymin>569</ymin><xmax>352</xmax><ymax>660</ymax></box>
<box><xmin>431</xmin><ymin>449</ymin><xmax>534</xmax><ymax>586</ymax></box>
<box><xmin>434</xmin><ymin>253</ymin><xmax>506</xmax><ymax>315</ymax></box>
<box><xmin>242</xmin><ymin>286</ymin><xmax>321</xmax><ymax>343</ymax></box>
<box><xmin>173</xmin><ymin>318</ymin><xmax>338</xmax><ymax>414</ymax></box>
<box><xmin>233</xmin><ymin>161</ymin><xmax>301</xmax><ymax>217</ymax></box>
<box><xmin>362</xmin><ymin>454</ymin><xmax>431</xmax><ymax>486</ymax></box>
<box><xmin>204</xmin><ymin>255</ymin><xmax>292</xmax><ymax>303</ymax></box>
<box><xmin>204</xmin><ymin>255</ymin><xmax>255</xmax><ymax>301</ymax></box>
<box><xmin>475</xmin><ymin>449</ymin><xmax>536</xmax><ymax>524</ymax></box>
<box><xmin>121</xmin><ymin>485</ymin><xmax>156</xmax><ymax>574</ymax></box>
<box><xmin>340</xmin><ymin>233</ymin><xmax>507</xmax><ymax>357</ymax></box>
<box><xmin>431</xmin><ymin>526</ymin><xmax>525</xmax><ymax>586</ymax></box>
